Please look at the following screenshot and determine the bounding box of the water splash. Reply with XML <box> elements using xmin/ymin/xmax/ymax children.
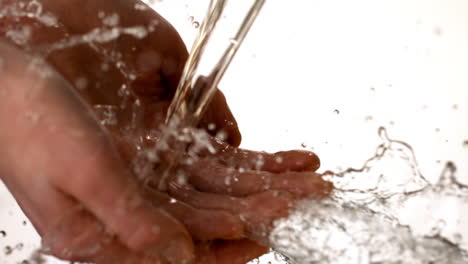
<box><xmin>270</xmin><ymin>127</ymin><xmax>468</xmax><ymax>264</ymax></box>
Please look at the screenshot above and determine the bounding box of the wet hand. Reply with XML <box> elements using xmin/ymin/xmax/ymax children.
<box><xmin>0</xmin><ymin>0</ymin><xmax>333</xmax><ymax>263</ymax></box>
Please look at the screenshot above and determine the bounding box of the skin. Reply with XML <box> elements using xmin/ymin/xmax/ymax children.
<box><xmin>0</xmin><ymin>1</ymin><xmax>333</xmax><ymax>263</ymax></box>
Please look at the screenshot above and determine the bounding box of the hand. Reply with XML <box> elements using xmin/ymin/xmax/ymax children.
<box><xmin>0</xmin><ymin>0</ymin><xmax>333</xmax><ymax>263</ymax></box>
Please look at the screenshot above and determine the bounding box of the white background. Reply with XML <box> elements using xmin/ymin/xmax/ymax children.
<box><xmin>2</xmin><ymin>0</ymin><xmax>468</xmax><ymax>263</ymax></box>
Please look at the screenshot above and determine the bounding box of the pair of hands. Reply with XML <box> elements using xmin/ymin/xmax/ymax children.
<box><xmin>0</xmin><ymin>1</ymin><xmax>332</xmax><ymax>263</ymax></box>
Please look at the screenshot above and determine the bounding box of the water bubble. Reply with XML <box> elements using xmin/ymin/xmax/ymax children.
<box><xmin>453</xmin><ymin>104</ymin><xmax>459</xmax><ymax>110</ymax></box>
<box><xmin>0</xmin><ymin>230</ymin><xmax>5</xmax><ymax>237</ymax></box>
<box><xmin>192</xmin><ymin>21</ymin><xmax>200</xmax><ymax>28</ymax></box>
<box><xmin>333</xmin><ymin>109</ymin><xmax>340</xmax><ymax>115</ymax></box>
<box><xmin>463</xmin><ymin>140</ymin><xmax>468</xmax><ymax>148</ymax></box>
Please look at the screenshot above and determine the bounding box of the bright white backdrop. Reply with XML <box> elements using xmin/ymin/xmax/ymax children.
<box><xmin>1</xmin><ymin>0</ymin><xmax>468</xmax><ymax>263</ymax></box>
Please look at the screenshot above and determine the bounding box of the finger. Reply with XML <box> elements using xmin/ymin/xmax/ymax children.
<box><xmin>51</xmin><ymin>139</ymin><xmax>194</xmax><ymax>262</ymax></box>
<box><xmin>4</xmin><ymin>173</ymin><xmax>144</xmax><ymax>263</ymax></box>
<box><xmin>42</xmin><ymin>204</ymin><xmax>130</xmax><ymax>263</ymax></box>
<box><xmin>198</xmin><ymin>89</ymin><xmax>242</xmax><ymax>147</ymax></box>
<box><xmin>216</xmin><ymin>145</ymin><xmax>321</xmax><ymax>173</ymax></box>
<box><xmin>42</xmin><ymin>204</ymin><xmax>170</xmax><ymax>264</ymax></box>
<box><xmin>181</xmin><ymin>158</ymin><xmax>332</xmax><ymax>198</ymax></box>
<box><xmin>195</xmin><ymin>239</ymin><xmax>268</xmax><ymax>264</ymax></box>
<box><xmin>193</xmin><ymin>138</ymin><xmax>320</xmax><ymax>173</ymax></box>
<box><xmin>168</xmin><ymin>183</ymin><xmax>294</xmax><ymax>242</ymax></box>
<box><xmin>143</xmin><ymin>187</ymin><xmax>245</xmax><ymax>240</ymax></box>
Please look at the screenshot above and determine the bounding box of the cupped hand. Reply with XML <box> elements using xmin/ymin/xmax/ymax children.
<box><xmin>0</xmin><ymin>0</ymin><xmax>333</xmax><ymax>263</ymax></box>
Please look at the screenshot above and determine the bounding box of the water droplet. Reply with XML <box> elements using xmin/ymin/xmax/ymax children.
<box><xmin>0</xmin><ymin>230</ymin><xmax>6</xmax><ymax>237</ymax></box>
<box><xmin>170</xmin><ymin>198</ymin><xmax>177</xmax><ymax>204</ymax></box>
<box><xmin>74</xmin><ymin>77</ymin><xmax>88</xmax><ymax>90</ymax></box>
<box><xmin>463</xmin><ymin>140</ymin><xmax>468</xmax><ymax>148</ymax></box>
<box><xmin>15</xmin><ymin>243</ymin><xmax>24</xmax><ymax>250</ymax></box>
<box><xmin>333</xmin><ymin>109</ymin><xmax>340</xmax><ymax>115</ymax></box>
<box><xmin>134</xmin><ymin>3</ymin><xmax>149</xmax><ymax>11</ymax></box>
<box><xmin>215</xmin><ymin>131</ymin><xmax>227</xmax><ymax>142</ymax></box>
<box><xmin>102</xmin><ymin>13</ymin><xmax>120</xmax><ymax>26</ymax></box>
<box><xmin>453</xmin><ymin>104</ymin><xmax>459</xmax><ymax>110</ymax></box>
<box><xmin>301</xmin><ymin>143</ymin><xmax>307</xmax><ymax>148</ymax></box>
<box><xmin>101</xmin><ymin>63</ymin><xmax>110</xmax><ymax>71</ymax></box>
<box><xmin>378</xmin><ymin>126</ymin><xmax>389</xmax><ymax>141</ymax></box>
<box><xmin>224</xmin><ymin>176</ymin><xmax>232</xmax><ymax>186</ymax></box>
<box><xmin>93</xmin><ymin>105</ymin><xmax>118</xmax><ymax>126</ymax></box>
<box><xmin>192</xmin><ymin>21</ymin><xmax>200</xmax><ymax>28</ymax></box>
<box><xmin>365</xmin><ymin>115</ymin><xmax>373</xmax><ymax>121</ymax></box>
<box><xmin>4</xmin><ymin>245</ymin><xmax>12</xmax><ymax>255</ymax></box>
<box><xmin>26</xmin><ymin>0</ymin><xmax>43</xmax><ymax>17</ymax></box>
<box><xmin>22</xmin><ymin>220</ymin><xmax>27</xmax><ymax>226</ymax></box>
<box><xmin>275</xmin><ymin>157</ymin><xmax>284</xmax><ymax>164</ymax></box>
<box><xmin>250</xmin><ymin>258</ymin><xmax>260</xmax><ymax>264</ymax></box>
<box><xmin>229</xmin><ymin>38</ymin><xmax>239</xmax><ymax>46</ymax></box>
<box><xmin>370</xmin><ymin>87</ymin><xmax>376</xmax><ymax>92</ymax></box>
<box><xmin>98</xmin><ymin>11</ymin><xmax>106</xmax><ymax>19</ymax></box>
<box><xmin>207</xmin><ymin>123</ymin><xmax>216</xmax><ymax>131</ymax></box>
